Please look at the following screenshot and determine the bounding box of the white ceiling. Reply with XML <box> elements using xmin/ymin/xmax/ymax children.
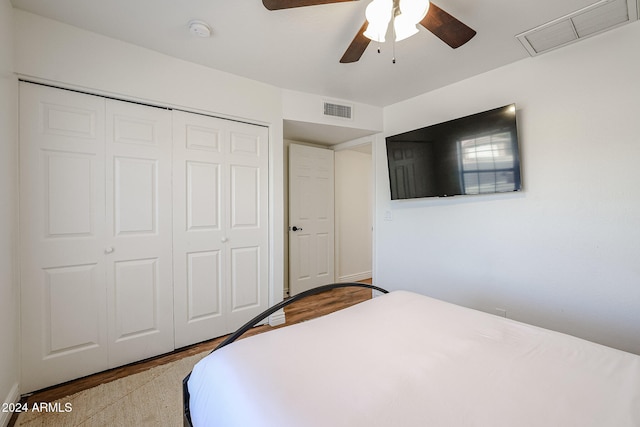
<box><xmin>9</xmin><ymin>0</ymin><xmax>637</xmax><ymax>142</ymax></box>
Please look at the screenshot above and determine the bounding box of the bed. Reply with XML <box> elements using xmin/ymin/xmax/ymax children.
<box><xmin>183</xmin><ymin>283</ymin><xmax>640</xmax><ymax>426</ymax></box>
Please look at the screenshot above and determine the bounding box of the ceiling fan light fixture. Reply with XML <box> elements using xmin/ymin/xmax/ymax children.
<box><xmin>364</xmin><ymin>0</ymin><xmax>393</xmax><ymax>42</ymax></box>
<box><xmin>393</xmin><ymin>14</ymin><xmax>419</xmax><ymax>41</ymax></box>
<box><xmin>364</xmin><ymin>0</ymin><xmax>430</xmax><ymax>42</ymax></box>
<box><xmin>398</xmin><ymin>0</ymin><xmax>430</xmax><ymax>24</ymax></box>
<box><xmin>395</xmin><ymin>0</ymin><xmax>429</xmax><ymax>40</ymax></box>
<box><xmin>364</xmin><ymin>21</ymin><xmax>389</xmax><ymax>42</ymax></box>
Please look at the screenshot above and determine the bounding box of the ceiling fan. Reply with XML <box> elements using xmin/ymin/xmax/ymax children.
<box><xmin>262</xmin><ymin>0</ymin><xmax>477</xmax><ymax>63</ymax></box>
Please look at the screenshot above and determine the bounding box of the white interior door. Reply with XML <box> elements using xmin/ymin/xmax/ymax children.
<box><xmin>289</xmin><ymin>144</ymin><xmax>335</xmax><ymax>295</ymax></box>
<box><xmin>104</xmin><ymin>99</ymin><xmax>174</xmax><ymax>367</ymax></box>
<box><xmin>20</xmin><ymin>83</ymin><xmax>108</xmax><ymax>392</ymax></box>
<box><xmin>173</xmin><ymin>111</ymin><xmax>269</xmax><ymax>348</ymax></box>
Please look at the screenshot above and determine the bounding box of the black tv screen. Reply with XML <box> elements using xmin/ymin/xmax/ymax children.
<box><xmin>386</xmin><ymin>104</ymin><xmax>522</xmax><ymax>200</ymax></box>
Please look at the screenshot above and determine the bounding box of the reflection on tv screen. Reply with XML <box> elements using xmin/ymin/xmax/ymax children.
<box><xmin>386</xmin><ymin>104</ymin><xmax>521</xmax><ymax>200</ymax></box>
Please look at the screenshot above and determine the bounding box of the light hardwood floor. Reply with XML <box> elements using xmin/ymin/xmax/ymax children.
<box><xmin>13</xmin><ymin>281</ymin><xmax>373</xmax><ymax>421</ymax></box>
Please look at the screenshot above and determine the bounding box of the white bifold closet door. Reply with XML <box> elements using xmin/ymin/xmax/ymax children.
<box><xmin>104</xmin><ymin>100</ymin><xmax>173</xmax><ymax>368</ymax></box>
<box><xmin>172</xmin><ymin>111</ymin><xmax>269</xmax><ymax>348</ymax></box>
<box><xmin>19</xmin><ymin>83</ymin><xmax>173</xmax><ymax>392</ymax></box>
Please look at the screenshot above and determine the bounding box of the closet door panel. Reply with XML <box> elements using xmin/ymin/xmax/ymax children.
<box><xmin>114</xmin><ymin>157</ymin><xmax>157</xmax><ymax>234</ymax></box>
<box><xmin>113</xmin><ymin>258</ymin><xmax>159</xmax><ymax>338</ymax></box>
<box><xmin>187</xmin><ymin>161</ymin><xmax>221</xmax><ymax>231</ymax></box>
<box><xmin>45</xmin><ymin>152</ymin><xmax>95</xmax><ymax>236</ymax></box>
<box><xmin>230</xmin><ymin>165</ymin><xmax>260</xmax><ymax>228</ymax></box>
<box><xmin>225</xmin><ymin>122</ymin><xmax>269</xmax><ymax>330</ymax></box>
<box><xmin>173</xmin><ymin>111</ymin><xmax>228</xmax><ymax>347</ymax></box>
<box><xmin>187</xmin><ymin>250</ymin><xmax>223</xmax><ymax>320</ymax></box>
<box><xmin>45</xmin><ymin>264</ymin><xmax>102</xmax><ymax>355</ymax></box>
<box><xmin>105</xmin><ymin>99</ymin><xmax>174</xmax><ymax>367</ymax></box>
<box><xmin>230</xmin><ymin>246</ymin><xmax>261</xmax><ymax>310</ymax></box>
<box><xmin>20</xmin><ymin>83</ymin><xmax>108</xmax><ymax>393</ymax></box>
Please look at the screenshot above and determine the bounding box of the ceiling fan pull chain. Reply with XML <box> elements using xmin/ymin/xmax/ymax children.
<box><xmin>392</xmin><ymin>33</ymin><xmax>396</xmax><ymax>64</ymax></box>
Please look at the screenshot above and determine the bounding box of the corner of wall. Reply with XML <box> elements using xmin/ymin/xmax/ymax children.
<box><xmin>1</xmin><ymin>0</ymin><xmax>21</xmax><ymax>423</ymax></box>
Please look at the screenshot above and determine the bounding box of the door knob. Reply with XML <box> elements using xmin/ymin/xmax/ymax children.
<box><xmin>105</xmin><ymin>247</ymin><xmax>114</xmax><ymax>254</ymax></box>
<box><xmin>291</xmin><ymin>226</ymin><xmax>303</xmax><ymax>232</ymax></box>
<box><xmin>221</xmin><ymin>237</ymin><xmax>228</xmax><ymax>243</ymax></box>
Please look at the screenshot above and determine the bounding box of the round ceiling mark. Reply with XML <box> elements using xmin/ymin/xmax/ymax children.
<box><xmin>188</xmin><ymin>20</ymin><xmax>212</xmax><ymax>38</ymax></box>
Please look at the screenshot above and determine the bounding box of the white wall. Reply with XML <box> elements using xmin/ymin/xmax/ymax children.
<box><xmin>335</xmin><ymin>148</ymin><xmax>373</xmax><ymax>282</ymax></box>
<box><xmin>13</xmin><ymin>10</ymin><xmax>280</xmax><ymax>126</ymax></box>
<box><xmin>13</xmin><ymin>9</ymin><xmax>285</xmax><ymax>313</ymax></box>
<box><xmin>0</xmin><ymin>0</ymin><xmax>19</xmax><ymax>422</ymax></box>
<box><xmin>376</xmin><ymin>22</ymin><xmax>640</xmax><ymax>355</ymax></box>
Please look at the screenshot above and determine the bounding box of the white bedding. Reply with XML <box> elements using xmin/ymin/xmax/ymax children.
<box><xmin>188</xmin><ymin>290</ymin><xmax>640</xmax><ymax>426</ymax></box>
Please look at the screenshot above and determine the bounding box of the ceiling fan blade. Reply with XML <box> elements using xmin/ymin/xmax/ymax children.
<box><xmin>340</xmin><ymin>21</ymin><xmax>371</xmax><ymax>63</ymax></box>
<box><xmin>420</xmin><ymin>3</ymin><xmax>476</xmax><ymax>49</ymax></box>
<box><xmin>263</xmin><ymin>0</ymin><xmax>357</xmax><ymax>10</ymax></box>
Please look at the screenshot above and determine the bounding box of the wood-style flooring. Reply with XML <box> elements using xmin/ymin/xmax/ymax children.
<box><xmin>15</xmin><ymin>281</ymin><xmax>373</xmax><ymax>414</ymax></box>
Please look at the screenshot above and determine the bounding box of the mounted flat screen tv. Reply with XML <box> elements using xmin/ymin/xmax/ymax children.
<box><xmin>386</xmin><ymin>104</ymin><xmax>522</xmax><ymax>200</ymax></box>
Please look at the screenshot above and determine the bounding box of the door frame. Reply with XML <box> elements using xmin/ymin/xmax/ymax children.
<box><xmin>284</xmin><ymin>136</ymin><xmax>376</xmax><ymax>297</ymax></box>
<box><xmin>287</xmin><ymin>143</ymin><xmax>335</xmax><ymax>296</ymax></box>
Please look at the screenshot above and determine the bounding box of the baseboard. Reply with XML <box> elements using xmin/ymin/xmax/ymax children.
<box><xmin>1</xmin><ymin>382</ymin><xmax>20</xmax><ymax>427</ymax></box>
<box><xmin>269</xmin><ymin>309</ymin><xmax>286</xmax><ymax>327</ymax></box>
<box><xmin>337</xmin><ymin>271</ymin><xmax>372</xmax><ymax>283</ymax></box>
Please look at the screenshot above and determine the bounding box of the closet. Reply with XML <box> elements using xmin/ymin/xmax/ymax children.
<box><xmin>19</xmin><ymin>83</ymin><xmax>269</xmax><ymax>392</ymax></box>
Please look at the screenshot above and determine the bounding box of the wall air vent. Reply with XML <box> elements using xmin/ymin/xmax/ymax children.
<box><xmin>516</xmin><ymin>0</ymin><xmax>638</xmax><ymax>56</ymax></box>
<box><xmin>323</xmin><ymin>101</ymin><xmax>353</xmax><ymax>120</ymax></box>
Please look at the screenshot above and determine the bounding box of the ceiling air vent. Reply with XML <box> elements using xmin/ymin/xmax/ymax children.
<box><xmin>516</xmin><ymin>0</ymin><xmax>638</xmax><ymax>56</ymax></box>
<box><xmin>323</xmin><ymin>101</ymin><xmax>353</xmax><ymax>120</ymax></box>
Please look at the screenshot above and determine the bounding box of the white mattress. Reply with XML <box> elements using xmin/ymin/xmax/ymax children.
<box><xmin>188</xmin><ymin>290</ymin><xmax>640</xmax><ymax>426</ymax></box>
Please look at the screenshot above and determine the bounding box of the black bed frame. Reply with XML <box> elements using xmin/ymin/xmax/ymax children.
<box><xmin>182</xmin><ymin>282</ymin><xmax>389</xmax><ymax>427</ymax></box>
